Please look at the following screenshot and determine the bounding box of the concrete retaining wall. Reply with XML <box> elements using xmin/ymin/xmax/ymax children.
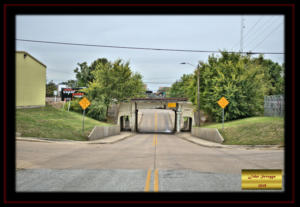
<box><xmin>191</xmin><ymin>127</ymin><xmax>224</xmax><ymax>143</ymax></box>
<box><xmin>88</xmin><ymin>125</ymin><xmax>120</xmax><ymax>141</ymax></box>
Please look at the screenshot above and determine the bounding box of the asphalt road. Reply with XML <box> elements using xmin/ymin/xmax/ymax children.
<box><xmin>16</xmin><ymin>110</ymin><xmax>284</xmax><ymax>192</ymax></box>
<box><xmin>138</xmin><ymin>109</ymin><xmax>175</xmax><ymax>133</ymax></box>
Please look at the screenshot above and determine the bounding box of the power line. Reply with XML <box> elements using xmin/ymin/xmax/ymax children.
<box><xmin>250</xmin><ymin>22</ymin><xmax>284</xmax><ymax>52</ymax></box>
<box><xmin>144</xmin><ymin>81</ymin><xmax>173</xmax><ymax>84</ymax></box>
<box><xmin>242</xmin><ymin>16</ymin><xmax>274</xmax><ymax>47</ymax></box>
<box><xmin>244</xmin><ymin>16</ymin><xmax>281</xmax><ymax>50</ymax></box>
<box><xmin>16</xmin><ymin>38</ymin><xmax>284</xmax><ymax>55</ymax></box>
<box><xmin>231</xmin><ymin>16</ymin><xmax>265</xmax><ymax>50</ymax></box>
<box><xmin>48</xmin><ymin>69</ymin><xmax>74</xmax><ymax>74</ymax></box>
<box><xmin>144</xmin><ymin>77</ymin><xmax>179</xmax><ymax>81</ymax></box>
<box><xmin>242</xmin><ymin>16</ymin><xmax>265</xmax><ymax>41</ymax></box>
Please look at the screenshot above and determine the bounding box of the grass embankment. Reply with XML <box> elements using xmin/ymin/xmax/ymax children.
<box><xmin>202</xmin><ymin>117</ymin><xmax>284</xmax><ymax>145</ymax></box>
<box><xmin>16</xmin><ymin>105</ymin><xmax>111</xmax><ymax>141</ymax></box>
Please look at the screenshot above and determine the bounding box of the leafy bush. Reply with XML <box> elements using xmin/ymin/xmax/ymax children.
<box><xmin>63</xmin><ymin>98</ymin><xmax>82</xmax><ymax>113</ymax></box>
<box><xmin>63</xmin><ymin>97</ymin><xmax>107</xmax><ymax>122</ymax></box>
<box><xmin>86</xmin><ymin>98</ymin><xmax>107</xmax><ymax>121</ymax></box>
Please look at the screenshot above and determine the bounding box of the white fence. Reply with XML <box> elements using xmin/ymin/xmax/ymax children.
<box><xmin>264</xmin><ymin>95</ymin><xmax>284</xmax><ymax>117</ymax></box>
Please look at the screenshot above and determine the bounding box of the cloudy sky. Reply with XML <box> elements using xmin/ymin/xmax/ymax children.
<box><xmin>16</xmin><ymin>15</ymin><xmax>284</xmax><ymax>91</ymax></box>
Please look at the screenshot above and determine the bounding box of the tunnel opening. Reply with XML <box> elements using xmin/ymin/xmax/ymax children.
<box><xmin>136</xmin><ymin>109</ymin><xmax>176</xmax><ymax>134</ymax></box>
<box><xmin>181</xmin><ymin>117</ymin><xmax>192</xmax><ymax>132</ymax></box>
<box><xmin>120</xmin><ymin>115</ymin><xmax>131</xmax><ymax>131</ymax></box>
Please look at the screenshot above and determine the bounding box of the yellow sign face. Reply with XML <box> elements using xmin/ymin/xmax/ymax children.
<box><xmin>79</xmin><ymin>97</ymin><xmax>90</xmax><ymax>110</ymax></box>
<box><xmin>241</xmin><ymin>170</ymin><xmax>282</xmax><ymax>190</ymax></box>
<box><xmin>168</xmin><ymin>102</ymin><xmax>177</xmax><ymax>108</ymax></box>
<box><xmin>217</xmin><ymin>97</ymin><xmax>229</xmax><ymax>109</ymax></box>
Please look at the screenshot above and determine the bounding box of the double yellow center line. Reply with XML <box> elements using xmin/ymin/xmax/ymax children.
<box><xmin>146</xmin><ymin>134</ymin><xmax>159</xmax><ymax>192</ymax></box>
<box><xmin>145</xmin><ymin>112</ymin><xmax>159</xmax><ymax>192</ymax></box>
<box><xmin>144</xmin><ymin>168</ymin><xmax>159</xmax><ymax>192</ymax></box>
<box><xmin>154</xmin><ymin>112</ymin><xmax>158</xmax><ymax>132</ymax></box>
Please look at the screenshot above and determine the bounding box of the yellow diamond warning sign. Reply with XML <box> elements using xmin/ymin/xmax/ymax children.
<box><xmin>217</xmin><ymin>97</ymin><xmax>229</xmax><ymax>109</ymax></box>
<box><xmin>79</xmin><ymin>97</ymin><xmax>90</xmax><ymax>110</ymax></box>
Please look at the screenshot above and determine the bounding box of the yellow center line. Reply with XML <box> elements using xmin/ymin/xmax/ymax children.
<box><xmin>153</xmin><ymin>135</ymin><xmax>156</xmax><ymax>146</ymax></box>
<box><xmin>153</xmin><ymin>134</ymin><xmax>158</xmax><ymax>146</ymax></box>
<box><xmin>146</xmin><ymin>112</ymin><xmax>159</xmax><ymax>192</ymax></box>
<box><xmin>144</xmin><ymin>169</ymin><xmax>152</xmax><ymax>192</ymax></box>
<box><xmin>154</xmin><ymin>169</ymin><xmax>159</xmax><ymax>192</ymax></box>
<box><xmin>154</xmin><ymin>112</ymin><xmax>157</xmax><ymax>131</ymax></box>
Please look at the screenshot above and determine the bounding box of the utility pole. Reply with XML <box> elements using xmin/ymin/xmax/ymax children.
<box><xmin>240</xmin><ymin>15</ymin><xmax>245</xmax><ymax>53</ymax></box>
<box><xmin>197</xmin><ymin>67</ymin><xmax>200</xmax><ymax>111</ymax></box>
<box><xmin>180</xmin><ymin>62</ymin><xmax>201</xmax><ymax>126</ymax></box>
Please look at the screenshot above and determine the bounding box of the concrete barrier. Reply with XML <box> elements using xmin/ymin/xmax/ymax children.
<box><xmin>88</xmin><ymin>125</ymin><xmax>120</xmax><ymax>141</ymax></box>
<box><xmin>191</xmin><ymin>127</ymin><xmax>224</xmax><ymax>143</ymax></box>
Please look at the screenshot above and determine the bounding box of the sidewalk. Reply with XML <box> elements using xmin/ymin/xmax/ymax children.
<box><xmin>175</xmin><ymin>133</ymin><xmax>283</xmax><ymax>150</ymax></box>
<box><xmin>16</xmin><ymin>132</ymin><xmax>135</xmax><ymax>144</ymax></box>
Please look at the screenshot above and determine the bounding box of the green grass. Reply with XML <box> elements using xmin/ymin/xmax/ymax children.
<box><xmin>201</xmin><ymin>116</ymin><xmax>284</xmax><ymax>145</ymax></box>
<box><xmin>16</xmin><ymin>105</ymin><xmax>111</xmax><ymax>141</ymax></box>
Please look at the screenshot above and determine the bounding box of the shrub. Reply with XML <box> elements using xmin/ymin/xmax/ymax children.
<box><xmin>86</xmin><ymin>98</ymin><xmax>107</xmax><ymax>121</ymax></box>
<box><xmin>63</xmin><ymin>98</ymin><xmax>82</xmax><ymax>113</ymax></box>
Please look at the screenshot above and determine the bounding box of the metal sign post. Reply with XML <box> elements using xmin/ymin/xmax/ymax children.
<box><xmin>222</xmin><ymin>108</ymin><xmax>224</xmax><ymax>131</ymax></box>
<box><xmin>82</xmin><ymin>109</ymin><xmax>85</xmax><ymax>133</ymax></box>
<box><xmin>68</xmin><ymin>99</ymin><xmax>71</xmax><ymax>112</ymax></box>
<box><xmin>63</xmin><ymin>98</ymin><xmax>66</xmax><ymax>109</ymax></box>
<box><xmin>79</xmin><ymin>97</ymin><xmax>91</xmax><ymax>134</ymax></box>
<box><xmin>53</xmin><ymin>90</ymin><xmax>57</xmax><ymax>102</ymax></box>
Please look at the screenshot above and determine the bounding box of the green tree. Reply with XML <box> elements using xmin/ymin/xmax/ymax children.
<box><xmin>46</xmin><ymin>80</ymin><xmax>57</xmax><ymax>97</ymax></box>
<box><xmin>168</xmin><ymin>74</ymin><xmax>193</xmax><ymax>98</ymax></box>
<box><xmin>85</xmin><ymin>59</ymin><xmax>146</xmax><ymax>118</ymax></box>
<box><xmin>187</xmin><ymin>51</ymin><xmax>267</xmax><ymax>122</ymax></box>
<box><xmin>60</xmin><ymin>80</ymin><xmax>78</xmax><ymax>88</ymax></box>
<box><xmin>252</xmin><ymin>55</ymin><xmax>284</xmax><ymax>95</ymax></box>
<box><xmin>74</xmin><ymin>58</ymin><xmax>109</xmax><ymax>87</ymax></box>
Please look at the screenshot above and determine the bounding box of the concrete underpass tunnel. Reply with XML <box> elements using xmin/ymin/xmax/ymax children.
<box><xmin>120</xmin><ymin>115</ymin><xmax>131</xmax><ymax>131</ymax></box>
<box><xmin>137</xmin><ymin>109</ymin><xmax>176</xmax><ymax>133</ymax></box>
<box><xmin>181</xmin><ymin>117</ymin><xmax>192</xmax><ymax>132</ymax></box>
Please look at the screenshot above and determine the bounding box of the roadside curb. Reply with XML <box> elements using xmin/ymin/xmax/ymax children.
<box><xmin>16</xmin><ymin>137</ymin><xmax>54</xmax><ymax>143</ymax></box>
<box><xmin>175</xmin><ymin>133</ymin><xmax>283</xmax><ymax>150</ymax></box>
<box><xmin>175</xmin><ymin>134</ymin><xmax>224</xmax><ymax>148</ymax></box>
<box><xmin>88</xmin><ymin>133</ymin><xmax>136</xmax><ymax>144</ymax></box>
<box><xmin>16</xmin><ymin>133</ymin><xmax>136</xmax><ymax>144</ymax></box>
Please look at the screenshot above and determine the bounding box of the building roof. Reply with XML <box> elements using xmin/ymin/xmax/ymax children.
<box><xmin>16</xmin><ymin>51</ymin><xmax>47</xmax><ymax>68</ymax></box>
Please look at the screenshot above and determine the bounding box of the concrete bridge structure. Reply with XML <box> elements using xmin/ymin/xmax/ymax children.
<box><xmin>117</xmin><ymin>98</ymin><xmax>195</xmax><ymax>133</ymax></box>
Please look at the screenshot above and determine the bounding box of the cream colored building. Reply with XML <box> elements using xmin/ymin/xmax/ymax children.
<box><xmin>16</xmin><ymin>51</ymin><xmax>47</xmax><ymax>107</ymax></box>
